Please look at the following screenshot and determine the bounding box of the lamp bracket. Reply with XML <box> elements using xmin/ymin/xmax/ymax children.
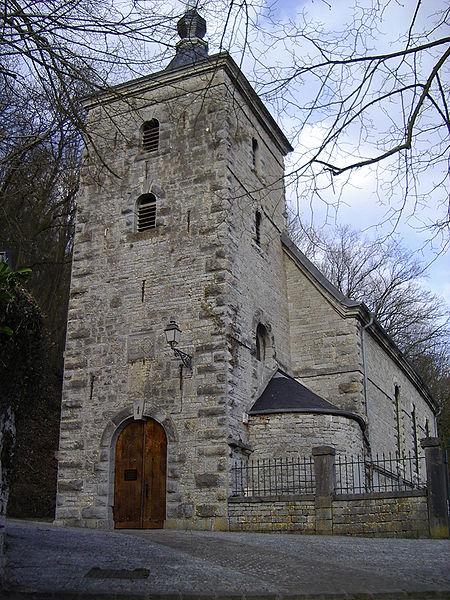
<box><xmin>171</xmin><ymin>345</ymin><xmax>193</xmax><ymax>371</ymax></box>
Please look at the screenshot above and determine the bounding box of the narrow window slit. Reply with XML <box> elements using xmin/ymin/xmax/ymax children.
<box><xmin>256</xmin><ymin>323</ymin><xmax>267</xmax><ymax>362</ymax></box>
<box><xmin>255</xmin><ymin>210</ymin><xmax>261</xmax><ymax>246</ymax></box>
<box><xmin>252</xmin><ymin>137</ymin><xmax>258</xmax><ymax>169</ymax></box>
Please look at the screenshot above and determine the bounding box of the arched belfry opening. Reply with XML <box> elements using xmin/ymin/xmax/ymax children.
<box><xmin>142</xmin><ymin>119</ymin><xmax>159</xmax><ymax>152</ymax></box>
<box><xmin>113</xmin><ymin>418</ymin><xmax>167</xmax><ymax>529</ymax></box>
<box><xmin>136</xmin><ymin>193</ymin><xmax>157</xmax><ymax>232</ymax></box>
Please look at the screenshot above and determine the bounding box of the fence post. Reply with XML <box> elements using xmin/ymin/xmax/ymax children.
<box><xmin>312</xmin><ymin>446</ymin><xmax>336</xmax><ymax>535</ymax></box>
<box><xmin>421</xmin><ymin>437</ymin><xmax>449</xmax><ymax>539</ymax></box>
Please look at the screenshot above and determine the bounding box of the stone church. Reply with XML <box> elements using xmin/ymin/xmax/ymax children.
<box><xmin>55</xmin><ymin>9</ymin><xmax>438</xmax><ymax>531</ymax></box>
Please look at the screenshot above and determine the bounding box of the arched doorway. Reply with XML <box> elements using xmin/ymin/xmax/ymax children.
<box><xmin>114</xmin><ymin>419</ymin><xmax>167</xmax><ymax>529</ymax></box>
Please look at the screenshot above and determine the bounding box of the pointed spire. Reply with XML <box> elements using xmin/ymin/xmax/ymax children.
<box><xmin>166</xmin><ymin>7</ymin><xmax>209</xmax><ymax>71</ymax></box>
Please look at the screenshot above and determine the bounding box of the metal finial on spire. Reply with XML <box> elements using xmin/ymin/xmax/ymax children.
<box><xmin>185</xmin><ymin>0</ymin><xmax>199</xmax><ymax>10</ymax></box>
<box><xmin>177</xmin><ymin>9</ymin><xmax>206</xmax><ymax>41</ymax></box>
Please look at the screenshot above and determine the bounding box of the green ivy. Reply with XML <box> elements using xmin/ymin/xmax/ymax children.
<box><xmin>0</xmin><ymin>275</ymin><xmax>43</xmax><ymax>414</ymax></box>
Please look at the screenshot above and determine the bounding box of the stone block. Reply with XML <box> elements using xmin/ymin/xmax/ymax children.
<box><xmin>65</xmin><ymin>379</ymin><xmax>86</xmax><ymax>390</ymax></box>
<box><xmin>81</xmin><ymin>506</ymin><xmax>107</xmax><ymax>519</ymax></box>
<box><xmin>167</xmin><ymin>503</ymin><xmax>194</xmax><ymax>519</ymax></box>
<box><xmin>194</xmin><ymin>473</ymin><xmax>222</xmax><ymax>488</ymax></box>
<box><xmin>63</xmin><ymin>400</ymin><xmax>83</xmax><ymax>409</ymax></box>
<box><xmin>58</xmin><ymin>480</ymin><xmax>83</xmax><ymax>492</ymax></box>
<box><xmin>195</xmin><ymin>504</ymin><xmax>221</xmax><ymax>518</ymax></box>
<box><xmin>198</xmin><ymin>406</ymin><xmax>226</xmax><ymax>417</ymax></box>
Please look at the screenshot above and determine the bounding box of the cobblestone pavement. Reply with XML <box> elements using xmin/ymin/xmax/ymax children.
<box><xmin>1</xmin><ymin>519</ymin><xmax>449</xmax><ymax>599</ymax></box>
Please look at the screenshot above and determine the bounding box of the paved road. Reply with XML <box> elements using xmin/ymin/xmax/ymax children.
<box><xmin>1</xmin><ymin>519</ymin><xmax>449</xmax><ymax>599</ymax></box>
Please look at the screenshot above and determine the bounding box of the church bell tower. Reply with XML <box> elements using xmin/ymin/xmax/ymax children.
<box><xmin>55</xmin><ymin>9</ymin><xmax>292</xmax><ymax>530</ymax></box>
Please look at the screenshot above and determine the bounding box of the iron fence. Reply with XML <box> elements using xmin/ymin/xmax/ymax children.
<box><xmin>335</xmin><ymin>451</ymin><xmax>427</xmax><ymax>494</ymax></box>
<box><xmin>231</xmin><ymin>456</ymin><xmax>315</xmax><ymax>497</ymax></box>
<box><xmin>230</xmin><ymin>452</ymin><xmax>427</xmax><ymax>498</ymax></box>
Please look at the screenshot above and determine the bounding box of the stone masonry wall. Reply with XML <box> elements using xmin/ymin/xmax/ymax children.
<box><xmin>284</xmin><ymin>246</ymin><xmax>436</xmax><ymax>467</ymax></box>
<box><xmin>56</xmin><ymin>67</ymin><xmax>240</xmax><ymax>530</ymax></box>
<box><xmin>228</xmin><ymin>491</ymin><xmax>429</xmax><ymax>537</ymax></box>
<box><xmin>220</xmin><ymin>75</ymin><xmax>292</xmax><ymax>458</ymax></box>
<box><xmin>283</xmin><ymin>252</ymin><xmax>366</xmax><ymax>420</ymax></box>
<box><xmin>333</xmin><ymin>492</ymin><xmax>429</xmax><ymax>537</ymax></box>
<box><xmin>365</xmin><ymin>332</ymin><xmax>436</xmax><ymax>466</ymax></box>
<box><xmin>248</xmin><ymin>413</ymin><xmax>364</xmax><ymax>459</ymax></box>
<box><xmin>228</xmin><ymin>497</ymin><xmax>315</xmax><ymax>532</ymax></box>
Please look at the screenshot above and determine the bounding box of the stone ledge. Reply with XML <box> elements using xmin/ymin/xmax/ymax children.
<box><xmin>334</xmin><ymin>489</ymin><xmax>427</xmax><ymax>501</ymax></box>
<box><xmin>228</xmin><ymin>494</ymin><xmax>315</xmax><ymax>503</ymax></box>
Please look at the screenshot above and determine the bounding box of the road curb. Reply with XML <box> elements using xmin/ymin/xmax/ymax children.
<box><xmin>1</xmin><ymin>592</ymin><xmax>449</xmax><ymax>599</ymax></box>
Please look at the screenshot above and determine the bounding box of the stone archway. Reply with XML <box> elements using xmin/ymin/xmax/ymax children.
<box><xmin>98</xmin><ymin>406</ymin><xmax>178</xmax><ymax>530</ymax></box>
<box><xmin>114</xmin><ymin>418</ymin><xmax>167</xmax><ymax>529</ymax></box>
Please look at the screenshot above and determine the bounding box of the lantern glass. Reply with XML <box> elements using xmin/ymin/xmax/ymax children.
<box><xmin>164</xmin><ymin>320</ymin><xmax>181</xmax><ymax>346</ymax></box>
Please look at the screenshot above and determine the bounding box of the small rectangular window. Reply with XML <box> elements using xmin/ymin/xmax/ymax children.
<box><xmin>124</xmin><ymin>469</ymin><xmax>138</xmax><ymax>481</ymax></box>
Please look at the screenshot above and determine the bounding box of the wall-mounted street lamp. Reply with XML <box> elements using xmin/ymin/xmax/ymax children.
<box><xmin>164</xmin><ymin>319</ymin><xmax>193</xmax><ymax>371</ymax></box>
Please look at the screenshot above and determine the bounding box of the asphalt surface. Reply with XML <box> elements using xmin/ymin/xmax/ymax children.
<box><xmin>1</xmin><ymin>519</ymin><xmax>449</xmax><ymax>599</ymax></box>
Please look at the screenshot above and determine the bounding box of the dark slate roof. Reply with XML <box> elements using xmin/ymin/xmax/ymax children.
<box><xmin>165</xmin><ymin>44</ymin><xmax>209</xmax><ymax>71</ymax></box>
<box><xmin>249</xmin><ymin>371</ymin><xmax>366</xmax><ymax>429</ymax></box>
<box><xmin>250</xmin><ymin>371</ymin><xmax>335</xmax><ymax>412</ymax></box>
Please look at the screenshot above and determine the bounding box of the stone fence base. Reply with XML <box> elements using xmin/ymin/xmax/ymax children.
<box><xmin>228</xmin><ymin>495</ymin><xmax>315</xmax><ymax>533</ymax></box>
<box><xmin>228</xmin><ymin>489</ymin><xmax>430</xmax><ymax>538</ymax></box>
<box><xmin>228</xmin><ymin>440</ymin><xmax>449</xmax><ymax>538</ymax></box>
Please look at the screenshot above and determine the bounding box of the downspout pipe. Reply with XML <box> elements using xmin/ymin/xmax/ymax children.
<box><xmin>433</xmin><ymin>406</ymin><xmax>441</xmax><ymax>439</ymax></box>
<box><xmin>361</xmin><ymin>313</ymin><xmax>375</xmax><ymax>444</ymax></box>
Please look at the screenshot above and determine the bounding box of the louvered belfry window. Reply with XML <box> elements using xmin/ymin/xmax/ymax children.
<box><xmin>137</xmin><ymin>194</ymin><xmax>157</xmax><ymax>232</ymax></box>
<box><xmin>142</xmin><ymin>119</ymin><xmax>159</xmax><ymax>152</ymax></box>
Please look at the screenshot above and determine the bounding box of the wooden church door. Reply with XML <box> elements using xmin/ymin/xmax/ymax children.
<box><xmin>114</xmin><ymin>419</ymin><xmax>167</xmax><ymax>529</ymax></box>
